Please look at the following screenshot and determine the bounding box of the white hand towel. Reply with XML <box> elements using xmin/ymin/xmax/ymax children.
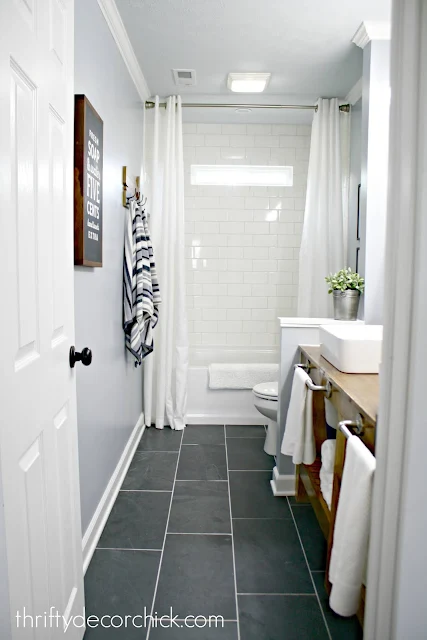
<box><xmin>321</xmin><ymin>439</ymin><xmax>337</xmax><ymax>474</ymax></box>
<box><xmin>329</xmin><ymin>435</ymin><xmax>376</xmax><ymax>617</ymax></box>
<box><xmin>280</xmin><ymin>367</ymin><xmax>315</xmax><ymax>465</ymax></box>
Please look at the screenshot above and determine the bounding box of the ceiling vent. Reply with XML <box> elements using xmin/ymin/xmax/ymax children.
<box><xmin>172</xmin><ymin>69</ymin><xmax>197</xmax><ymax>86</ymax></box>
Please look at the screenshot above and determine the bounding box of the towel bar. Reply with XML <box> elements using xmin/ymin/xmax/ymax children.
<box><xmin>294</xmin><ymin>364</ymin><xmax>332</xmax><ymax>398</ymax></box>
<box><xmin>294</xmin><ymin>362</ymin><xmax>315</xmax><ymax>372</ymax></box>
<box><xmin>338</xmin><ymin>414</ymin><xmax>365</xmax><ymax>438</ymax></box>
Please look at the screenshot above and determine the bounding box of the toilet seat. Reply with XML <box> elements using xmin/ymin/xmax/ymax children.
<box><xmin>253</xmin><ymin>381</ymin><xmax>278</xmax><ymax>401</ymax></box>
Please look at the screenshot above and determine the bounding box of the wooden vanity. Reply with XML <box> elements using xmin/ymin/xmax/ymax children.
<box><xmin>296</xmin><ymin>345</ymin><xmax>379</xmax><ymax>626</ymax></box>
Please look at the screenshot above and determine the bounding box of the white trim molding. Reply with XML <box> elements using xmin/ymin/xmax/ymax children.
<box><xmin>97</xmin><ymin>0</ymin><xmax>150</xmax><ymax>101</ymax></box>
<box><xmin>345</xmin><ymin>77</ymin><xmax>363</xmax><ymax>105</ymax></box>
<box><xmin>270</xmin><ymin>466</ymin><xmax>295</xmax><ymax>496</ymax></box>
<box><xmin>82</xmin><ymin>413</ymin><xmax>145</xmax><ymax>573</ymax></box>
<box><xmin>352</xmin><ymin>21</ymin><xmax>391</xmax><ymax>49</ymax></box>
<box><xmin>364</xmin><ymin>1</ymin><xmax>427</xmax><ymax>637</ymax></box>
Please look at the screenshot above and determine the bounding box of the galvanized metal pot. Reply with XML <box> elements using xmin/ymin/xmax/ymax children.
<box><xmin>332</xmin><ymin>290</ymin><xmax>361</xmax><ymax>321</ymax></box>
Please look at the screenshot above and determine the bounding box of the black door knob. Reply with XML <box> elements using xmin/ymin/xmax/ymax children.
<box><xmin>69</xmin><ymin>346</ymin><xmax>92</xmax><ymax>368</ymax></box>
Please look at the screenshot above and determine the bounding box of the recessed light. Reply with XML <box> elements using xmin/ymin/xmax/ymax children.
<box><xmin>235</xmin><ymin>108</ymin><xmax>252</xmax><ymax>114</ymax></box>
<box><xmin>227</xmin><ymin>72</ymin><xmax>271</xmax><ymax>93</ymax></box>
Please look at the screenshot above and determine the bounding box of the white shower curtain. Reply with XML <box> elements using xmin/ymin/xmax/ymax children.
<box><xmin>297</xmin><ymin>98</ymin><xmax>350</xmax><ymax>317</ymax></box>
<box><xmin>143</xmin><ymin>96</ymin><xmax>188</xmax><ymax>430</ymax></box>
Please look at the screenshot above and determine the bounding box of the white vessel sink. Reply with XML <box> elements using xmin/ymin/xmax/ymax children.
<box><xmin>320</xmin><ymin>324</ymin><xmax>383</xmax><ymax>374</ymax></box>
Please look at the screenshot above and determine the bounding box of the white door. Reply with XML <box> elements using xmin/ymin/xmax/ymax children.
<box><xmin>0</xmin><ymin>0</ymin><xmax>84</xmax><ymax>638</ymax></box>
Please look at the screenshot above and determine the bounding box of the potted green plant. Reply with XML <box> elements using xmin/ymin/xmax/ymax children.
<box><xmin>325</xmin><ymin>268</ymin><xmax>365</xmax><ymax>321</ymax></box>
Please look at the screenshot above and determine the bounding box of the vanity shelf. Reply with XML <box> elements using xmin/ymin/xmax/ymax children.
<box><xmin>295</xmin><ymin>343</ymin><xmax>379</xmax><ymax>628</ymax></box>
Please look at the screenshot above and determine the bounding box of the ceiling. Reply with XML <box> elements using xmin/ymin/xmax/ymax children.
<box><xmin>116</xmin><ymin>0</ymin><xmax>390</xmax><ymax>123</ymax></box>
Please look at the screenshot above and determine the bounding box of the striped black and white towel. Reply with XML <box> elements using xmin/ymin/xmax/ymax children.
<box><xmin>123</xmin><ymin>200</ymin><xmax>161</xmax><ymax>366</ymax></box>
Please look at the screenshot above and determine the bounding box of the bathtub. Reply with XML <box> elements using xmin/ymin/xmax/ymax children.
<box><xmin>186</xmin><ymin>347</ymin><xmax>279</xmax><ymax>425</ymax></box>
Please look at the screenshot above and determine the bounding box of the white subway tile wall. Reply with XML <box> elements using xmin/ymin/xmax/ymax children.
<box><xmin>184</xmin><ymin>122</ymin><xmax>311</xmax><ymax>348</ymax></box>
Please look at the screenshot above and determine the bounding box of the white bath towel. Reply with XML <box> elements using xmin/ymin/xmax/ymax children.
<box><xmin>208</xmin><ymin>363</ymin><xmax>279</xmax><ymax>390</ymax></box>
<box><xmin>320</xmin><ymin>467</ymin><xmax>334</xmax><ymax>509</ymax></box>
<box><xmin>329</xmin><ymin>435</ymin><xmax>376</xmax><ymax>617</ymax></box>
<box><xmin>280</xmin><ymin>367</ymin><xmax>315</xmax><ymax>465</ymax></box>
<box><xmin>321</xmin><ymin>439</ymin><xmax>336</xmax><ymax>474</ymax></box>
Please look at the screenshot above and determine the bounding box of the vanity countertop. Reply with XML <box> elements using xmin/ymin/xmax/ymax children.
<box><xmin>299</xmin><ymin>345</ymin><xmax>379</xmax><ymax>424</ymax></box>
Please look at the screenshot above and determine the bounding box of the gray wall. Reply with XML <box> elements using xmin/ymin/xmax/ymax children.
<box><xmin>74</xmin><ymin>0</ymin><xmax>144</xmax><ymax>535</ymax></box>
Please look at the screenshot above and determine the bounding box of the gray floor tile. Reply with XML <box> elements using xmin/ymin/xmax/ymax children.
<box><xmin>138</xmin><ymin>427</ymin><xmax>183</xmax><ymax>451</ymax></box>
<box><xmin>84</xmin><ymin>549</ymin><xmax>160</xmax><ymax>639</ymax></box>
<box><xmin>183</xmin><ymin>425</ymin><xmax>225</xmax><ymax>445</ymax></box>
<box><xmin>229</xmin><ymin>472</ymin><xmax>291</xmax><ymax>519</ymax></box>
<box><xmin>154</xmin><ymin>534</ymin><xmax>236</xmax><ymax>619</ymax></box>
<box><xmin>122</xmin><ymin>451</ymin><xmax>178</xmax><ymax>491</ymax></box>
<box><xmin>288</xmin><ymin>496</ymin><xmax>311</xmax><ymax>506</ymax></box>
<box><xmin>98</xmin><ymin>491</ymin><xmax>170</xmax><ymax>550</ymax></box>
<box><xmin>233</xmin><ymin>519</ymin><xmax>313</xmax><ymax>594</ymax></box>
<box><xmin>169</xmin><ymin>481</ymin><xmax>231</xmax><ymax>533</ymax></box>
<box><xmin>149</xmin><ymin>622</ymin><xmax>238</xmax><ymax>639</ymax></box>
<box><xmin>238</xmin><ymin>595</ymin><xmax>329</xmax><ymax>640</ymax></box>
<box><xmin>292</xmin><ymin>505</ymin><xmax>327</xmax><ymax>571</ymax></box>
<box><xmin>312</xmin><ymin>572</ymin><xmax>363</xmax><ymax>640</ymax></box>
<box><xmin>177</xmin><ymin>445</ymin><xmax>227</xmax><ymax>480</ymax></box>
<box><xmin>226</xmin><ymin>438</ymin><xmax>274</xmax><ymax>471</ymax></box>
<box><xmin>225</xmin><ymin>425</ymin><xmax>266</xmax><ymax>438</ymax></box>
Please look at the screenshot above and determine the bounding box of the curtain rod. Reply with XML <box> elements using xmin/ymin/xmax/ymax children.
<box><xmin>145</xmin><ymin>101</ymin><xmax>351</xmax><ymax>113</ymax></box>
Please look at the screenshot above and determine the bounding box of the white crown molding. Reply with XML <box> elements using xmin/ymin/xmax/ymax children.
<box><xmin>97</xmin><ymin>0</ymin><xmax>150</xmax><ymax>102</ymax></box>
<box><xmin>346</xmin><ymin>77</ymin><xmax>363</xmax><ymax>105</ymax></box>
<box><xmin>352</xmin><ymin>21</ymin><xmax>391</xmax><ymax>49</ymax></box>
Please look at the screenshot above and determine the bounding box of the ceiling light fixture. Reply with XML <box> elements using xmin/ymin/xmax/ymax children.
<box><xmin>235</xmin><ymin>108</ymin><xmax>252</xmax><ymax>114</ymax></box>
<box><xmin>227</xmin><ymin>72</ymin><xmax>271</xmax><ymax>93</ymax></box>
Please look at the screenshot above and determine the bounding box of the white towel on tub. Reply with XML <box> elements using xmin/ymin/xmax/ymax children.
<box><xmin>329</xmin><ymin>435</ymin><xmax>376</xmax><ymax>617</ymax></box>
<box><xmin>280</xmin><ymin>367</ymin><xmax>315</xmax><ymax>464</ymax></box>
<box><xmin>208</xmin><ymin>363</ymin><xmax>279</xmax><ymax>390</ymax></box>
<box><xmin>321</xmin><ymin>439</ymin><xmax>336</xmax><ymax>474</ymax></box>
<box><xmin>320</xmin><ymin>439</ymin><xmax>337</xmax><ymax>509</ymax></box>
<box><xmin>320</xmin><ymin>467</ymin><xmax>333</xmax><ymax>509</ymax></box>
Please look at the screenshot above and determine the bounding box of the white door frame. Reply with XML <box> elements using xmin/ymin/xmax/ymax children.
<box><xmin>365</xmin><ymin>1</ymin><xmax>427</xmax><ymax>637</ymax></box>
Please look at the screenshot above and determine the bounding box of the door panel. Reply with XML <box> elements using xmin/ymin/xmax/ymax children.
<box><xmin>10</xmin><ymin>59</ymin><xmax>40</xmax><ymax>370</ymax></box>
<box><xmin>0</xmin><ymin>0</ymin><xmax>84</xmax><ymax>637</ymax></box>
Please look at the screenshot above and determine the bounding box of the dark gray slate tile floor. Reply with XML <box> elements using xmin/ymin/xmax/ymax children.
<box><xmin>85</xmin><ymin>424</ymin><xmax>362</xmax><ymax>639</ymax></box>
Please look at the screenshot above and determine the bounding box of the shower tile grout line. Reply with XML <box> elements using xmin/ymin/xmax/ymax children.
<box><xmin>145</xmin><ymin>428</ymin><xmax>185</xmax><ymax>640</ymax></box>
<box><xmin>286</xmin><ymin>496</ymin><xmax>333</xmax><ymax>640</ymax></box>
<box><xmin>224</xmin><ymin>425</ymin><xmax>241</xmax><ymax>640</ymax></box>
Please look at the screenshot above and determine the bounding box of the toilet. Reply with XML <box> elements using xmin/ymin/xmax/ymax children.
<box><xmin>252</xmin><ymin>381</ymin><xmax>279</xmax><ymax>456</ymax></box>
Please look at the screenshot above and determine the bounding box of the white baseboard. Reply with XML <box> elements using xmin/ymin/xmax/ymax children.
<box><xmin>186</xmin><ymin>413</ymin><xmax>265</xmax><ymax>426</ymax></box>
<box><xmin>270</xmin><ymin>466</ymin><xmax>295</xmax><ymax>496</ymax></box>
<box><xmin>82</xmin><ymin>412</ymin><xmax>145</xmax><ymax>573</ymax></box>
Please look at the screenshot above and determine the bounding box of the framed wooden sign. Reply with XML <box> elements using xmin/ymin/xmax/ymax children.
<box><xmin>74</xmin><ymin>95</ymin><xmax>103</xmax><ymax>267</ymax></box>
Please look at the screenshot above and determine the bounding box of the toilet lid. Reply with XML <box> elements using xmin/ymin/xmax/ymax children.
<box><xmin>253</xmin><ymin>381</ymin><xmax>278</xmax><ymax>400</ymax></box>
